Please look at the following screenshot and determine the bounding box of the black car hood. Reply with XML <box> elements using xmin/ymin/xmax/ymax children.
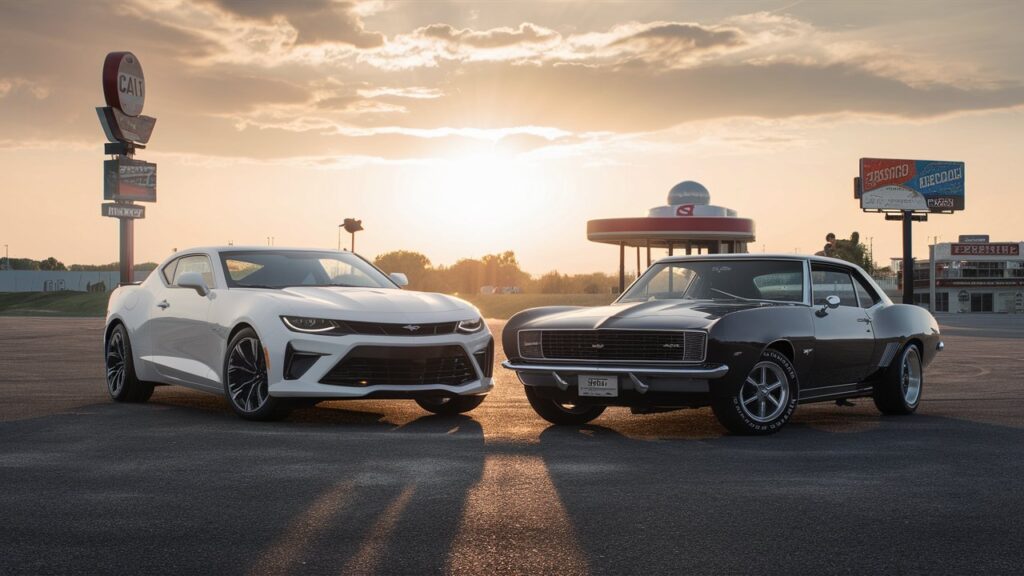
<box><xmin>520</xmin><ymin>299</ymin><xmax>780</xmax><ymax>331</ymax></box>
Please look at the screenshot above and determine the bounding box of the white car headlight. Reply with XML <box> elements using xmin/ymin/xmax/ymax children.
<box><xmin>456</xmin><ymin>318</ymin><xmax>484</xmax><ymax>334</ymax></box>
<box><xmin>281</xmin><ymin>316</ymin><xmax>339</xmax><ymax>333</ymax></box>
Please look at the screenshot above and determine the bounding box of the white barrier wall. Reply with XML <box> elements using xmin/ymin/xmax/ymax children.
<box><xmin>0</xmin><ymin>271</ymin><xmax>150</xmax><ymax>292</ymax></box>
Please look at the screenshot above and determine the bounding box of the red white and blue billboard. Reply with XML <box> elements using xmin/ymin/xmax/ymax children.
<box><xmin>859</xmin><ymin>158</ymin><xmax>964</xmax><ymax>212</ymax></box>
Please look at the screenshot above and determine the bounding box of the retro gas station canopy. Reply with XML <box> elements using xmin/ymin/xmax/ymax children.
<box><xmin>587</xmin><ymin>181</ymin><xmax>756</xmax><ymax>291</ymax></box>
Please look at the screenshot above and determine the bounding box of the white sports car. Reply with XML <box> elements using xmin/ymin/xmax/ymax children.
<box><xmin>103</xmin><ymin>246</ymin><xmax>493</xmax><ymax>420</ymax></box>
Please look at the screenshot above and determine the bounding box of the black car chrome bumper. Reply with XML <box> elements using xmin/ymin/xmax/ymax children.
<box><xmin>502</xmin><ymin>361</ymin><xmax>729</xmax><ymax>378</ymax></box>
<box><xmin>501</xmin><ymin>360</ymin><xmax>729</xmax><ymax>395</ymax></box>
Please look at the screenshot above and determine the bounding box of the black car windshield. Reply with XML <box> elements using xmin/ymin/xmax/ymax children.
<box><xmin>618</xmin><ymin>259</ymin><xmax>805</xmax><ymax>303</ymax></box>
<box><xmin>219</xmin><ymin>250</ymin><xmax>396</xmax><ymax>289</ymax></box>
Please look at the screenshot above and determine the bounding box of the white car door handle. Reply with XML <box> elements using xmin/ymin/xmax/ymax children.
<box><xmin>157</xmin><ymin>300</ymin><xmax>170</xmax><ymax>310</ymax></box>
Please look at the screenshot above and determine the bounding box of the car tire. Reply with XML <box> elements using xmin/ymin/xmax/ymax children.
<box><xmin>711</xmin><ymin>348</ymin><xmax>799</xmax><ymax>435</ymax></box>
<box><xmin>105</xmin><ymin>324</ymin><xmax>154</xmax><ymax>403</ymax></box>
<box><xmin>523</xmin><ymin>385</ymin><xmax>606</xmax><ymax>425</ymax></box>
<box><xmin>873</xmin><ymin>343</ymin><xmax>922</xmax><ymax>415</ymax></box>
<box><xmin>415</xmin><ymin>395</ymin><xmax>486</xmax><ymax>415</ymax></box>
<box><xmin>223</xmin><ymin>327</ymin><xmax>290</xmax><ymax>421</ymax></box>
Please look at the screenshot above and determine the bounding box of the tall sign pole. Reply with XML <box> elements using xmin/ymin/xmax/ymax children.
<box><xmin>856</xmin><ymin>158</ymin><xmax>965</xmax><ymax>305</ymax></box>
<box><xmin>96</xmin><ymin>51</ymin><xmax>157</xmax><ymax>285</ymax></box>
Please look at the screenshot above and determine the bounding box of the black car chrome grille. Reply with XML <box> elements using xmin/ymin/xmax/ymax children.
<box><xmin>534</xmin><ymin>330</ymin><xmax>706</xmax><ymax>363</ymax></box>
<box><xmin>338</xmin><ymin>320</ymin><xmax>458</xmax><ymax>336</ymax></box>
<box><xmin>320</xmin><ymin>345</ymin><xmax>476</xmax><ymax>387</ymax></box>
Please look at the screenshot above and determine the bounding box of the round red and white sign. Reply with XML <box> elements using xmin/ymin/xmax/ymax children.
<box><xmin>102</xmin><ymin>52</ymin><xmax>145</xmax><ymax>117</ymax></box>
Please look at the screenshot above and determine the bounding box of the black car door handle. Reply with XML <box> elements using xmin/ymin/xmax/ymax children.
<box><xmin>857</xmin><ymin>317</ymin><xmax>871</xmax><ymax>323</ymax></box>
<box><xmin>157</xmin><ymin>300</ymin><xmax>170</xmax><ymax>310</ymax></box>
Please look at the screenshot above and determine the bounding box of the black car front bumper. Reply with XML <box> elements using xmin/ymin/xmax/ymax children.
<box><xmin>502</xmin><ymin>360</ymin><xmax>728</xmax><ymax>397</ymax></box>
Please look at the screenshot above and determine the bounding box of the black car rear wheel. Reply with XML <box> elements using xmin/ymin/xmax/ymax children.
<box><xmin>105</xmin><ymin>324</ymin><xmax>153</xmax><ymax>403</ymax></box>
<box><xmin>711</xmin><ymin>348</ymin><xmax>798</xmax><ymax>435</ymax></box>
<box><xmin>873</xmin><ymin>343</ymin><xmax>922</xmax><ymax>415</ymax></box>
<box><xmin>524</xmin><ymin>385</ymin><xmax>606</xmax><ymax>425</ymax></box>
<box><xmin>415</xmin><ymin>395</ymin><xmax>486</xmax><ymax>415</ymax></box>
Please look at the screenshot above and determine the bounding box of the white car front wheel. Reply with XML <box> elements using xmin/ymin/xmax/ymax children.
<box><xmin>224</xmin><ymin>327</ymin><xmax>289</xmax><ymax>421</ymax></box>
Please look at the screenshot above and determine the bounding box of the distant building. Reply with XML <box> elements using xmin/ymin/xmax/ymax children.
<box><xmin>891</xmin><ymin>239</ymin><xmax>1024</xmax><ymax>313</ymax></box>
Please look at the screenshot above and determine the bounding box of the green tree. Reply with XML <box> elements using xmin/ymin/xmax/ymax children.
<box><xmin>374</xmin><ymin>250</ymin><xmax>431</xmax><ymax>289</ymax></box>
<box><xmin>832</xmin><ymin>231</ymin><xmax>874</xmax><ymax>273</ymax></box>
<box><xmin>38</xmin><ymin>257</ymin><xmax>66</xmax><ymax>271</ymax></box>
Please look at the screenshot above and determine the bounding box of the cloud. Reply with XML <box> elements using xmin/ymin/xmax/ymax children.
<box><xmin>418</xmin><ymin>22</ymin><xmax>559</xmax><ymax>49</ymax></box>
<box><xmin>1</xmin><ymin>1</ymin><xmax>1022</xmax><ymax>166</ymax></box>
<box><xmin>196</xmin><ymin>0</ymin><xmax>384</xmax><ymax>47</ymax></box>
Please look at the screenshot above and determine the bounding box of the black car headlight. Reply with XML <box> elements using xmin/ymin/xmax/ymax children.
<box><xmin>281</xmin><ymin>316</ymin><xmax>339</xmax><ymax>333</ymax></box>
<box><xmin>518</xmin><ymin>331</ymin><xmax>542</xmax><ymax>358</ymax></box>
<box><xmin>457</xmin><ymin>317</ymin><xmax>485</xmax><ymax>334</ymax></box>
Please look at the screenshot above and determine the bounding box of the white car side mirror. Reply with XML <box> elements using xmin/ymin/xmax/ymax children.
<box><xmin>177</xmin><ymin>272</ymin><xmax>210</xmax><ymax>297</ymax></box>
<box><xmin>389</xmin><ymin>272</ymin><xmax>409</xmax><ymax>287</ymax></box>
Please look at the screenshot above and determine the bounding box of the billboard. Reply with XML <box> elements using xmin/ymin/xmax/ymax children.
<box><xmin>859</xmin><ymin>158</ymin><xmax>964</xmax><ymax>212</ymax></box>
<box><xmin>104</xmin><ymin>157</ymin><xmax>157</xmax><ymax>202</ymax></box>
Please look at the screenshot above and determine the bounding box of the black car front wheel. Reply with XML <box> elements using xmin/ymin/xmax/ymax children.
<box><xmin>873</xmin><ymin>343</ymin><xmax>922</xmax><ymax>415</ymax></box>
<box><xmin>711</xmin><ymin>349</ymin><xmax>798</xmax><ymax>435</ymax></box>
<box><xmin>415</xmin><ymin>395</ymin><xmax>486</xmax><ymax>415</ymax></box>
<box><xmin>524</xmin><ymin>385</ymin><xmax>606</xmax><ymax>425</ymax></box>
<box><xmin>105</xmin><ymin>324</ymin><xmax>154</xmax><ymax>403</ymax></box>
<box><xmin>223</xmin><ymin>327</ymin><xmax>290</xmax><ymax>421</ymax></box>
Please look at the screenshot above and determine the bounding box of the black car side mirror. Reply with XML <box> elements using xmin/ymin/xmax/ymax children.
<box><xmin>816</xmin><ymin>294</ymin><xmax>841</xmax><ymax>317</ymax></box>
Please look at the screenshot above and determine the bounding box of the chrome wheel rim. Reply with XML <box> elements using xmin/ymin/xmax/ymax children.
<box><xmin>739</xmin><ymin>361</ymin><xmax>789</xmax><ymax>423</ymax></box>
<box><xmin>105</xmin><ymin>331</ymin><xmax>127</xmax><ymax>397</ymax></box>
<box><xmin>227</xmin><ymin>337</ymin><xmax>268</xmax><ymax>413</ymax></box>
<box><xmin>901</xmin><ymin>347</ymin><xmax>922</xmax><ymax>405</ymax></box>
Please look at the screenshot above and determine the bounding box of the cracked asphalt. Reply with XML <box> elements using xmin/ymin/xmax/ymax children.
<box><xmin>1</xmin><ymin>315</ymin><xmax>1023</xmax><ymax>575</ymax></box>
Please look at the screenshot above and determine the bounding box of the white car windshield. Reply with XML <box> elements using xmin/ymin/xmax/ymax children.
<box><xmin>219</xmin><ymin>250</ymin><xmax>397</xmax><ymax>289</ymax></box>
<box><xmin>618</xmin><ymin>260</ymin><xmax>805</xmax><ymax>303</ymax></box>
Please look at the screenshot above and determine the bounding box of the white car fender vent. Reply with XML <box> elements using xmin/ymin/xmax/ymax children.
<box><xmin>284</xmin><ymin>344</ymin><xmax>324</xmax><ymax>380</ymax></box>
<box><xmin>472</xmin><ymin>338</ymin><xmax>495</xmax><ymax>378</ymax></box>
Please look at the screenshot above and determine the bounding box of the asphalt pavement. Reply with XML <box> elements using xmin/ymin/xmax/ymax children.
<box><xmin>1</xmin><ymin>315</ymin><xmax>1023</xmax><ymax>575</ymax></box>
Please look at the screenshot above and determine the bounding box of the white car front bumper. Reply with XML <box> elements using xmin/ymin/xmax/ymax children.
<box><xmin>266</xmin><ymin>328</ymin><xmax>494</xmax><ymax>399</ymax></box>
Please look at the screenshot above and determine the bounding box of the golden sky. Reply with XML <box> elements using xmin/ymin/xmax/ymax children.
<box><xmin>2</xmin><ymin>0</ymin><xmax>1023</xmax><ymax>275</ymax></box>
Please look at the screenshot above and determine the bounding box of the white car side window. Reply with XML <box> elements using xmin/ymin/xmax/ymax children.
<box><xmin>173</xmin><ymin>255</ymin><xmax>215</xmax><ymax>288</ymax></box>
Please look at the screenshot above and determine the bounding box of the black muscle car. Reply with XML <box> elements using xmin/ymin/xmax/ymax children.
<box><xmin>502</xmin><ymin>255</ymin><xmax>943</xmax><ymax>434</ymax></box>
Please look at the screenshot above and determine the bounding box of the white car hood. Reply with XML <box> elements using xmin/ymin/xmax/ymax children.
<box><xmin>279</xmin><ymin>286</ymin><xmax>472</xmax><ymax>319</ymax></box>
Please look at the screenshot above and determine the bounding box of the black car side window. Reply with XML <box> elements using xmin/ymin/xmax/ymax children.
<box><xmin>853</xmin><ymin>275</ymin><xmax>881</xmax><ymax>308</ymax></box>
<box><xmin>811</xmin><ymin>267</ymin><xmax>858</xmax><ymax>307</ymax></box>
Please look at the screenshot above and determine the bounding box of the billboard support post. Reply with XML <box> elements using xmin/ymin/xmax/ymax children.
<box><xmin>929</xmin><ymin>244</ymin><xmax>937</xmax><ymax>313</ymax></box>
<box><xmin>902</xmin><ymin>211</ymin><xmax>913</xmax><ymax>305</ymax></box>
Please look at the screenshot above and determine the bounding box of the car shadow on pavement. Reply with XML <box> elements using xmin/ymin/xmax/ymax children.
<box><xmin>531</xmin><ymin>412</ymin><xmax>1024</xmax><ymax>574</ymax></box>
<box><xmin>0</xmin><ymin>405</ymin><xmax>488</xmax><ymax>575</ymax></box>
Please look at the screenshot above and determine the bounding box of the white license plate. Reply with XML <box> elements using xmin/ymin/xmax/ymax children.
<box><xmin>578</xmin><ymin>375</ymin><xmax>618</xmax><ymax>397</ymax></box>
